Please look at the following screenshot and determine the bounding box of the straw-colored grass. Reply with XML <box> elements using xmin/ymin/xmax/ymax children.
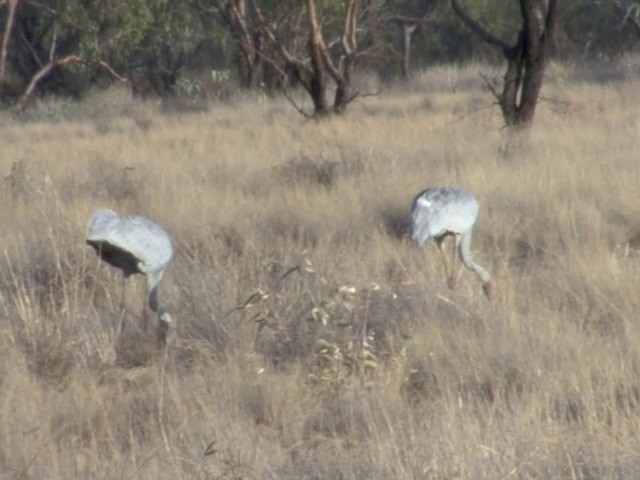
<box><xmin>1</xmin><ymin>62</ymin><xmax>640</xmax><ymax>478</ymax></box>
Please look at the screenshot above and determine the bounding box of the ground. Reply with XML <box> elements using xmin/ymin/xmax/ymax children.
<box><xmin>1</xmin><ymin>62</ymin><xmax>640</xmax><ymax>478</ymax></box>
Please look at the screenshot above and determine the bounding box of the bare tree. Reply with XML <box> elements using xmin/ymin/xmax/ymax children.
<box><xmin>451</xmin><ymin>0</ymin><xmax>558</xmax><ymax>127</ymax></box>
<box><xmin>253</xmin><ymin>0</ymin><xmax>375</xmax><ymax>116</ymax></box>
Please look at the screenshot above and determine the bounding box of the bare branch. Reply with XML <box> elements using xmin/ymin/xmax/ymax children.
<box><xmin>306</xmin><ymin>0</ymin><xmax>343</xmax><ymax>84</ymax></box>
<box><xmin>615</xmin><ymin>0</ymin><xmax>640</xmax><ymax>34</ymax></box>
<box><xmin>12</xmin><ymin>55</ymin><xmax>81</xmax><ymax>114</ymax></box>
<box><xmin>12</xmin><ymin>56</ymin><xmax>127</xmax><ymax>115</ymax></box>
<box><xmin>385</xmin><ymin>0</ymin><xmax>437</xmax><ymax>28</ymax></box>
<box><xmin>17</xmin><ymin>23</ymin><xmax>44</xmax><ymax>67</ymax></box>
<box><xmin>0</xmin><ymin>0</ymin><xmax>19</xmax><ymax>85</ymax></box>
<box><xmin>253</xmin><ymin>0</ymin><xmax>308</xmax><ymax>73</ymax></box>
<box><xmin>238</xmin><ymin>38</ymin><xmax>312</xmax><ymax>117</ymax></box>
<box><xmin>95</xmin><ymin>60</ymin><xmax>128</xmax><ymax>83</ymax></box>
<box><xmin>24</xmin><ymin>0</ymin><xmax>94</xmax><ymax>33</ymax></box>
<box><xmin>478</xmin><ymin>72</ymin><xmax>501</xmax><ymax>102</ymax></box>
<box><xmin>48</xmin><ymin>24</ymin><xmax>57</xmax><ymax>62</ymax></box>
<box><xmin>450</xmin><ymin>0</ymin><xmax>512</xmax><ymax>51</ymax></box>
<box><xmin>342</xmin><ymin>0</ymin><xmax>358</xmax><ymax>56</ymax></box>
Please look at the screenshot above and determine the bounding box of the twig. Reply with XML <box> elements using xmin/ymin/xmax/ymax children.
<box><xmin>95</xmin><ymin>60</ymin><xmax>129</xmax><ymax>83</ymax></box>
<box><xmin>538</xmin><ymin>95</ymin><xmax>584</xmax><ymax>114</ymax></box>
<box><xmin>450</xmin><ymin>0</ymin><xmax>512</xmax><ymax>52</ymax></box>
<box><xmin>446</xmin><ymin>102</ymin><xmax>497</xmax><ymax>126</ymax></box>
<box><xmin>203</xmin><ymin>439</ymin><xmax>217</xmax><ymax>457</ymax></box>
<box><xmin>435</xmin><ymin>293</ymin><xmax>472</xmax><ymax>320</ymax></box>
<box><xmin>478</xmin><ymin>71</ymin><xmax>501</xmax><ymax>102</ymax></box>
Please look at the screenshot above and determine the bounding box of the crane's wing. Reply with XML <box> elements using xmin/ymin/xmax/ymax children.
<box><xmin>87</xmin><ymin>209</ymin><xmax>173</xmax><ymax>274</ymax></box>
<box><xmin>410</xmin><ymin>186</ymin><xmax>479</xmax><ymax>245</ymax></box>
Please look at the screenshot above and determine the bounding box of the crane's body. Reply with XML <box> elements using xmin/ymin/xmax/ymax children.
<box><xmin>410</xmin><ymin>185</ymin><xmax>495</xmax><ymax>299</ymax></box>
<box><xmin>87</xmin><ymin>209</ymin><xmax>173</xmax><ymax>344</ymax></box>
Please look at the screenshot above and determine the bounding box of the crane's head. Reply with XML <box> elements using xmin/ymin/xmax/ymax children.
<box><xmin>482</xmin><ymin>278</ymin><xmax>496</xmax><ymax>300</ymax></box>
<box><xmin>159</xmin><ymin>309</ymin><xmax>172</xmax><ymax>325</ymax></box>
<box><xmin>157</xmin><ymin>309</ymin><xmax>172</xmax><ymax>347</ymax></box>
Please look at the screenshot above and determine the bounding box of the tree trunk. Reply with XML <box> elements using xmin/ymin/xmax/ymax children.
<box><xmin>307</xmin><ymin>0</ymin><xmax>329</xmax><ymax>115</ymax></box>
<box><xmin>451</xmin><ymin>0</ymin><xmax>558</xmax><ymax>128</ymax></box>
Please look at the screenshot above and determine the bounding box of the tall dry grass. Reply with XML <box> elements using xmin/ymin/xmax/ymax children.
<box><xmin>1</xmin><ymin>62</ymin><xmax>640</xmax><ymax>478</ymax></box>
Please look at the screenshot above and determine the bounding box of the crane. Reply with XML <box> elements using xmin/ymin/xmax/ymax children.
<box><xmin>410</xmin><ymin>185</ymin><xmax>496</xmax><ymax>299</ymax></box>
<box><xmin>86</xmin><ymin>209</ymin><xmax>174</xmax><ymax>345</ymax></box>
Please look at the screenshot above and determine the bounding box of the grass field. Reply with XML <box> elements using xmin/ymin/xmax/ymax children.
<box><xmin>1</xmin><ymin>62</ymin><xmax>640</xmax><ymax>479</ymax></box>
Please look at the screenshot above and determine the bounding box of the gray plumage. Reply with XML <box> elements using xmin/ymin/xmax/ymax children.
<box><xmin>87</xmin><ymin>209</ymin><xmax>173</xmax><ymax>342</ymax></box>
<box><xmin>410</xmin><ymin>185</ymin><xmax>496</xmax><ymax>299</ymax></box>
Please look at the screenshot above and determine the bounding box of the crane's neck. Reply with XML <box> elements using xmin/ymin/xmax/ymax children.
<box><xmin>146</xmin><ymin>271</ymin><xmax>170</xmax><ymax>321</ymax></box>
<box><xmin>459</xmin><ymin>232</ymin><xmax>492</xmax><ymax>284</ymax></box>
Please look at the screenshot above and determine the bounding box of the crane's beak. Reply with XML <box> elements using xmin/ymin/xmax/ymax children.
<box><xmin>482</xmin><ymin>278</ymin><xmax>496</xmax><ymax>300</ymax></box>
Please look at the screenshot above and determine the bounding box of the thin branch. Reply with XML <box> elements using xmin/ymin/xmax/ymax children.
<box><xmin>95</xmin><ymin>60</ymin><xmax>128</xmax><ymax>83</ymax></box>
<box><xmin>306</xmin><ymin>0</ymin><xmax>343</xmax><ymax>84</ymax></box>
<box><xmin>0</xmin><ymin>0</ymin><xmax>19</xmax><ymax>85</ymax></box>
<box><xmin>342</xmin><ymin>0</ymin><xmax>357</xmax><ymax>56</ymax></box>
<box><xmin>12</xmin><ymin>56</ymin><xmax>127</xmax><ymax>115</ymax></box>
<box><xmin>238</xmin><ymin>38</ymin><xmax>311</xmax><ymax>117</ymax></box>
<box><xmin>47</xmin><ymin>24</ymin><xmax>57</xmax><ymax>62</ymax></box>
<box><xmin>446</xmin><ymin>100</ymin><xmax>497</xmax><ymax>126</ymax></box>
<box><xmin>615</xmin><ymin>0</ymin><xmax>640</xmax><ymax>34</ymax></box>
<box><xmin>478</xmin><ymin>72</ymin><xmax>501</xmax><ymax>102</ymax></box>
<box><xmin>450</xmin><ymin>0</ymin><xmax>512</xmax><ymax>52</ymax></box>
<box><xmin>385</xmin><ymin>0</ymin><xmax>437</xmax><ymax>29</ymax></box>
<box><xmin>24</xmin><ymin>0</ymin><xmax>94</xmax><ymax>33</ymax></box>
<box><xmin>12</xmin><ymin>55</ymin><xmax>81</xmax><ymax>114</ymax></box>
<box><xmin>252</xmin><ymin>0</ymin><xmax>308</xmax><ymax>74</ymax></box>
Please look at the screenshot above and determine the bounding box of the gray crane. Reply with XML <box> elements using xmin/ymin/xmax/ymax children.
<box><xmin>86</xmin><ymin>209</ymin><xmax>174</xmax><ymax>345</ymax></box>
<box><xmin>410</xmin><ymin>185</ymin><xmax>496</xmax><ymax>299</ymax></box>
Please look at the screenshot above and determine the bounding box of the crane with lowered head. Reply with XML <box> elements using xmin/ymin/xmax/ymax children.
<box><xmin>86</xmin><ymin>209</ymin><xmax>174</xmax><ymax>345</ymax></box>
<box><xmin>410</xmin><ymin>185</ymin><xmax>496</xmax><ymax>299</ymax></box>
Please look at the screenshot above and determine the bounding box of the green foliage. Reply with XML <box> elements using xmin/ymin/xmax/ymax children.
<box><xmin>68</xmin><ymin>0</ymin><xmax>152</xmax><ymax>63</ymax></box>
<box><xmin>561</xmin><ymin>1</ymin><xmax>640</xmax><ymax>57</ymax></box>
<box><xmin>5</xmin><ymin>0</ymin><xmax>640</xmax><ymax>105</ymax></box>
<box><xmin>406</xmin><ymin>0</ymin><xmax>640</xmax><ymax>67</ymax></box>
<box><xmin>66</xmin><ymin>0</ymin><xmax>198</xmax><ymax>66</ymax></box>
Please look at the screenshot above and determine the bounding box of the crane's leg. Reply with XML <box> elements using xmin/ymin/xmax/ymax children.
<box><xmin>142</xmin><ymin>302</ymin><xmax>151</xmax><ymax>334</ymax></box>
<box><xmin>436</xmin><ymin>236</ymin><xmax>452</xmax><ymax>286</ymax></box>
<box><xmin>117</xmin><ymin>275</ymin><xmax>128</xmax><ymax>334</ymax></box>
<box><xmin>448</xmin><ymin>235</ymin><xmax>465</xmax><ymax>289</ymax></box>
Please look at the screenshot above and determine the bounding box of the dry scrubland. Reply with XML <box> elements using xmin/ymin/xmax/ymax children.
<box><xmin>1</xmin><ymin>62</ymin><xmax>640</xmax><ymax>479</ymax></box>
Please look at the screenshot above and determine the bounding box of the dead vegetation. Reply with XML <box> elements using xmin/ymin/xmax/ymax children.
<box><xmin>1</xmin><ymin>64</ymin><xmax>640</xmax><ymax>478</ymax></box>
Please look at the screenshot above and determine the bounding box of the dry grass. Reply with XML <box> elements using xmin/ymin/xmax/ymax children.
<box><xmin>1</xmin><ymin>62</ymin><xmax>640</xmax><ymax>478</ymax></box>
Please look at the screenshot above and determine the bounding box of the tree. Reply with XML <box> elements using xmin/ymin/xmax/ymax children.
<box><xmin>193</xmin><ymin>0</ymin><xmax>266</xmax><ymax>89</ymax></box>
<box><xmin>451</xmin><ymin>0</ymin><xmax>558</xmax><ymax>127</ymax></box>
<box><xmin>0</xmin><ymin>0</ymin><xmax>199</xmax><ymax>110</ymax></box>
<box><xmin>250</xmin><ymin>0</ymin><xmax>385</xmax><ymax>117</ymax></box>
